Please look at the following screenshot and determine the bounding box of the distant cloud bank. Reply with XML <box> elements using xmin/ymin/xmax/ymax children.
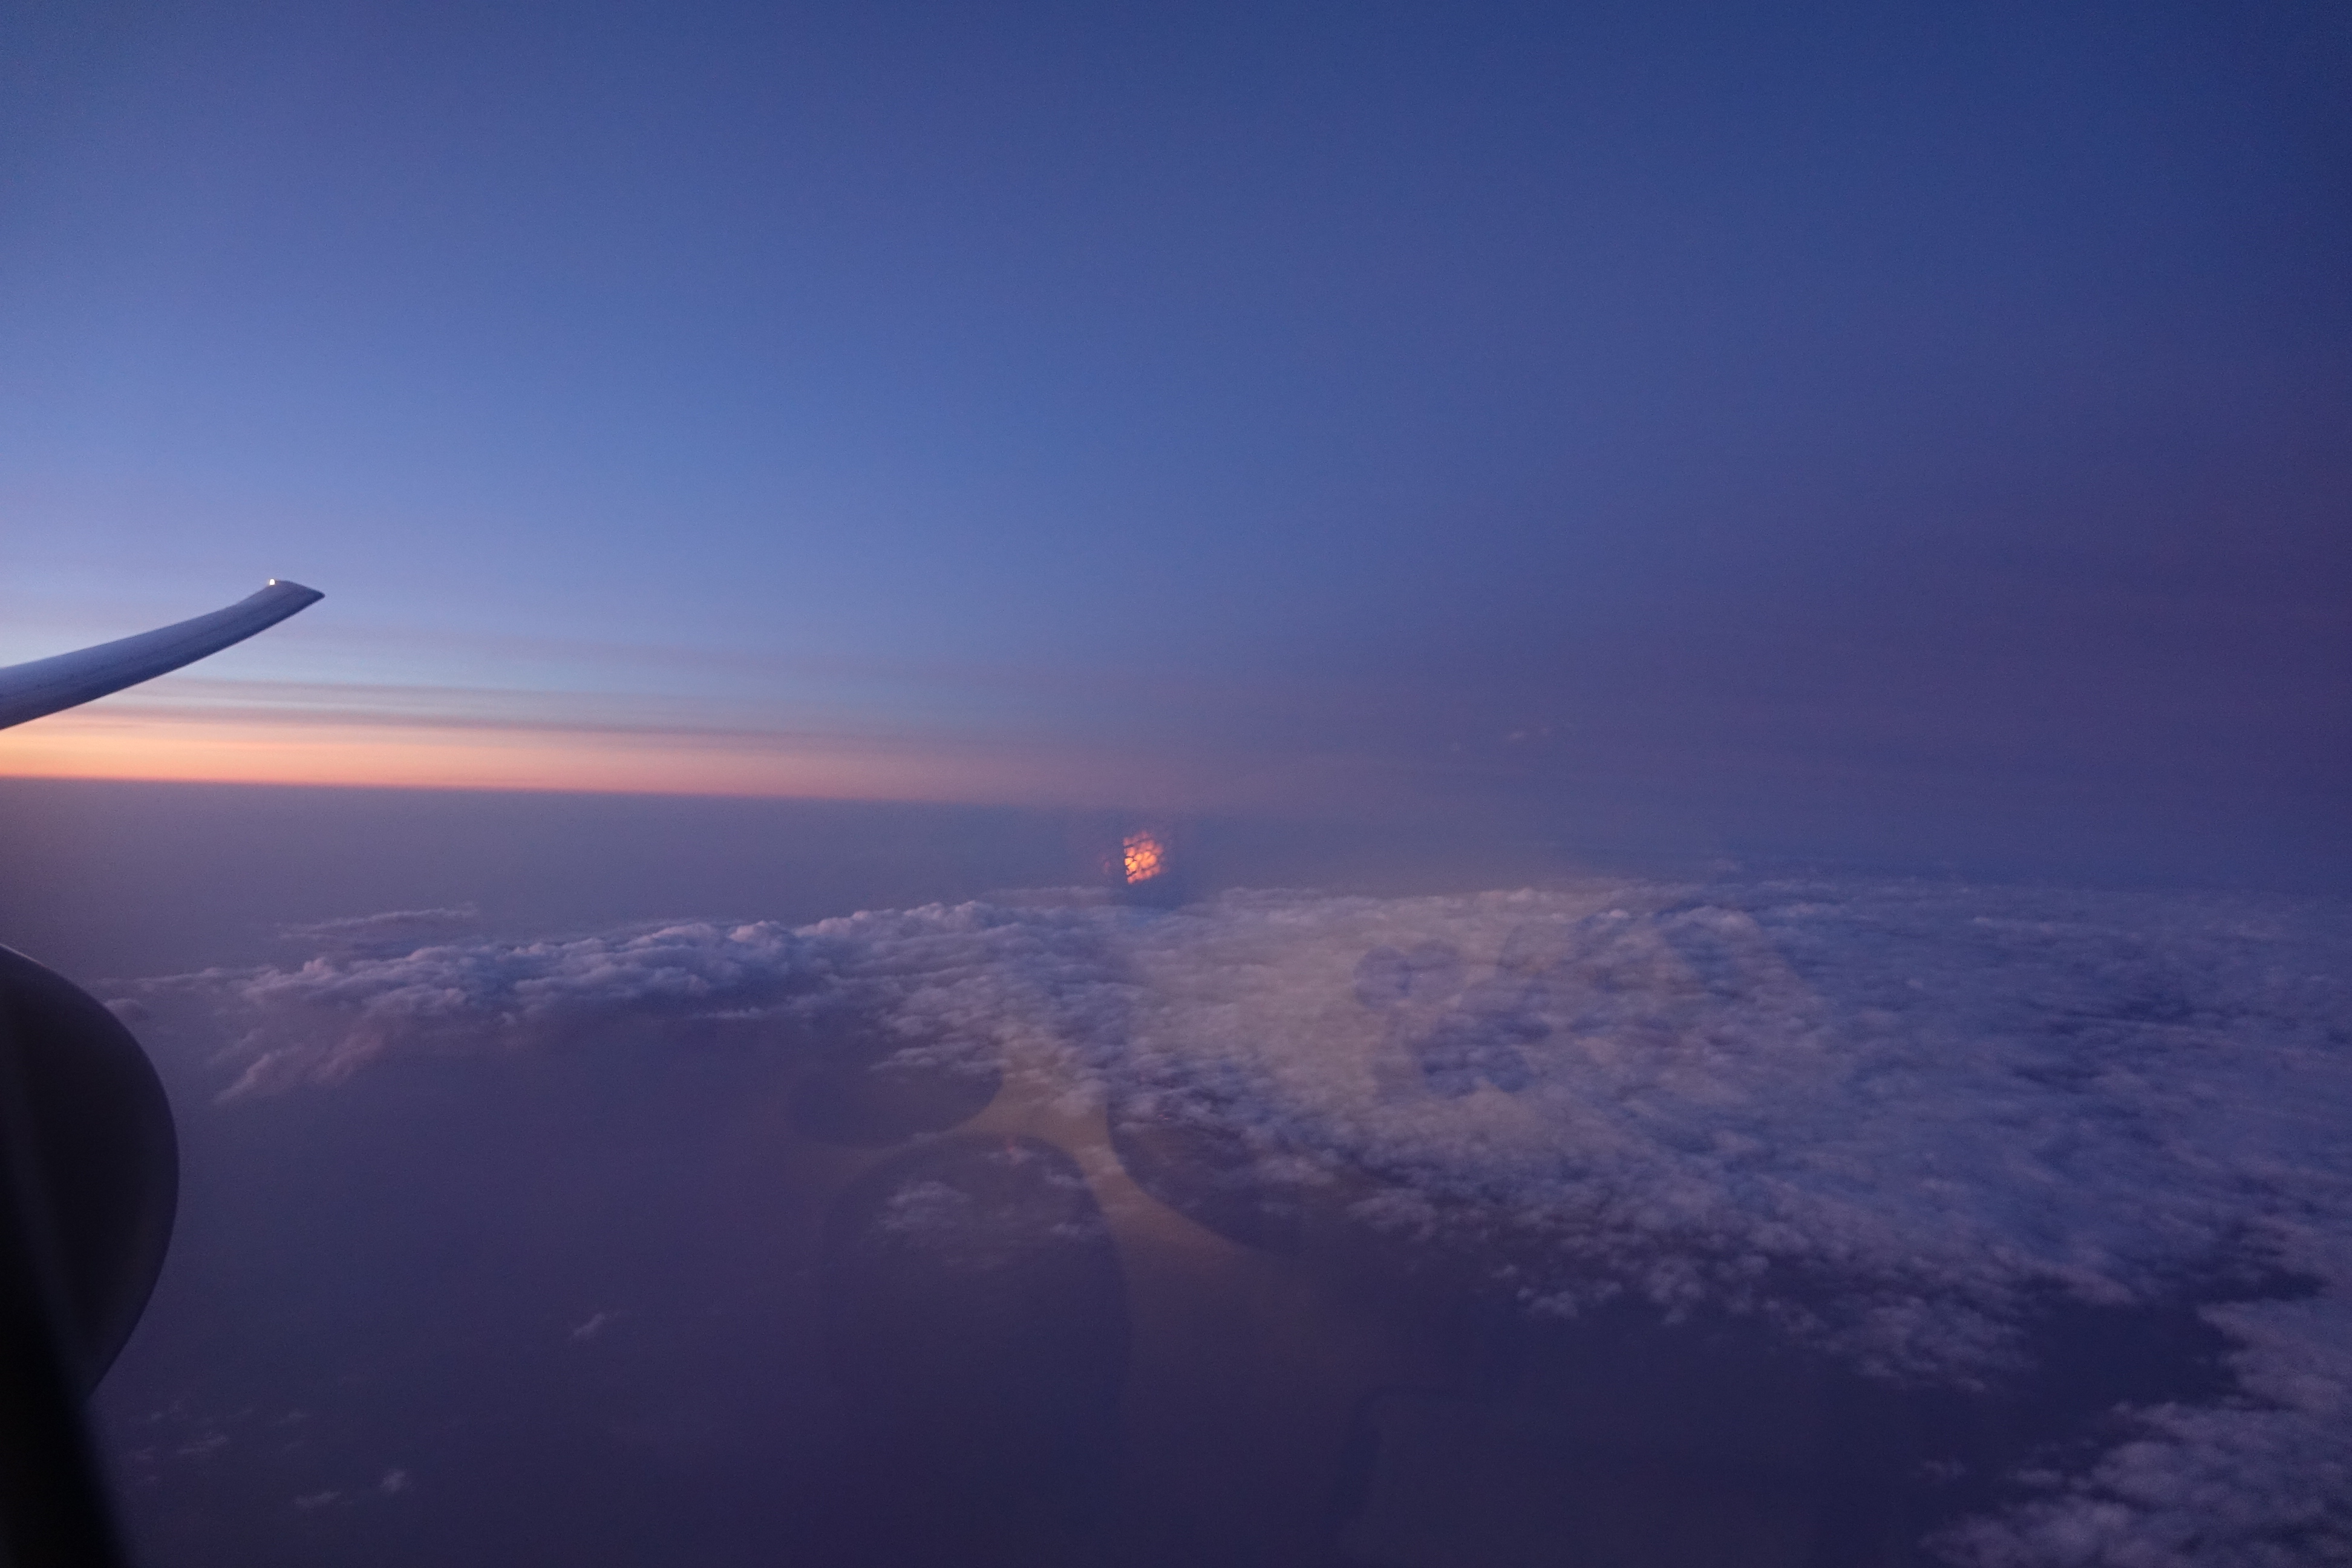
<box><xmin>145</xmin><ymin>880</ymin><xmax>2352</xmax><ymax>1563</ymax></box>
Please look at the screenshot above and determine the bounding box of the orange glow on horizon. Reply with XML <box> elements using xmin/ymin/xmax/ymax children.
<box><xmin>0</xmin><ymin>705</ymin><xmax>1200</xmax><ymax>807</ymax></box>
<box><xmin>0</xmin><ymin>717</ymin><xmax>858</xmax><ymax>795</ymax></box>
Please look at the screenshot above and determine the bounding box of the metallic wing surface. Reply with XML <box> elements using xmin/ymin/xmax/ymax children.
<box><xmin>0</xmin><ymin>580</ymin><xmax>325</xmax><ymax>731</ymax></box>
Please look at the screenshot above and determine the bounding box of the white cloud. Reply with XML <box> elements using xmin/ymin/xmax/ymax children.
<box><xmin>161</xmin><ymin>919</ymin><xmax>828</xmax><ymax>1097</ymax></box>
<box><xmin>143</xmin><ymin>878</ymin><xmax>2352</xmax><ymax>1563</ymax></box>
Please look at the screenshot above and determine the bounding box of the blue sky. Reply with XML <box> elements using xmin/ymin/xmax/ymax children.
<box><xmin>2</xmin><ymin>2</ymin><xmax>2345</xmax><ymax>866</ymax></box>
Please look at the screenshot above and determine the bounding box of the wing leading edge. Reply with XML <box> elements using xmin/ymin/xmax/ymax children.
<box><xmin>0</xmin><ymin>580</ymin><xmax>325</xmax><ymax>731</ymax></box>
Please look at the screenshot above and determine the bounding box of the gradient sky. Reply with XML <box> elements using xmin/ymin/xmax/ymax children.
<box><xmin>2</xmin><ymin>2</ymin><xmax>2346</xmax><ymax>872</ymax></box>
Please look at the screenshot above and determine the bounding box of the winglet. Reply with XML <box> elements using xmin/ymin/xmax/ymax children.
<box><xmin>0</xmin><ymin>581</ymin><xmax>325</xmax><ymax>731</ymax></box>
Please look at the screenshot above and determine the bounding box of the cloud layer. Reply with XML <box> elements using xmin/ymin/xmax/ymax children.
<box><xmin>143</xmin><ymin>878</ymin><xmax>2352</xmax><ymax>1564</ymax></box>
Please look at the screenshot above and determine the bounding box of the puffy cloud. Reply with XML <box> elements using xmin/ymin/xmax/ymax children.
<box><xmin>162</xmin><ymin>918</ymin><xmax>828</xmax><ymax>1096</ymax></box>
<box><xmin>1933</xmin><ymin>1289</ymin><xmax>2352</xmax><ymax>1565</ymax></box>
<box><xmin>142</xmin><ymin>878</ymin><xmax>2352</xmax><ymax>1563</ymax></box>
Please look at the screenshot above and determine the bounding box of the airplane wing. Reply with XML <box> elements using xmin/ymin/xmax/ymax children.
<box><xmin>0</xmin><ymin>578</ymin><xmax>323</xmax><ymax>1565</ymax></box>
<box><xmin>0</xmin><ymin>580</ymin><xmax>325</xmax><ymax>730</ymax></box>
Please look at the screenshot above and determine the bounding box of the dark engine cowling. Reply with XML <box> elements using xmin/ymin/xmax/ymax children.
<box><xmin>0</xmin><ymin>943</ymin><xmax>179</xmax><ymax>1567</ymax></box>
<box><xmin>0</xmin><ymin>946</ymin><xmax>177</xmax><ymax>1388</ymax></box>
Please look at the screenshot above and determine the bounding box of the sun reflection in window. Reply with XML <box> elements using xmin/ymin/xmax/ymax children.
<box><xmin>1122</xmin><ymin>831</ymin><xmax>1168</xmax><ymax>884</ymax></box>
